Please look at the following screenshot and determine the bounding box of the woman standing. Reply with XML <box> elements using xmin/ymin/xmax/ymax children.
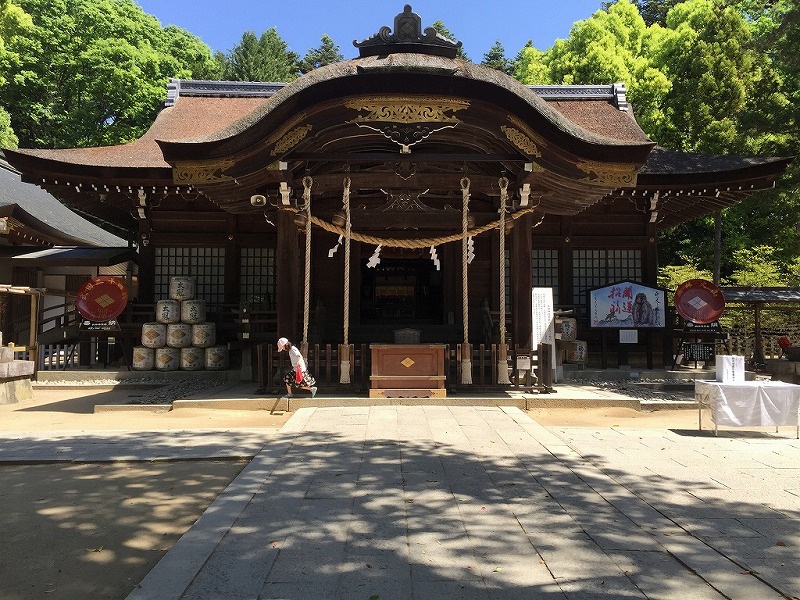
<box><xmin>277</xmin><ymin>337</ymin><xmax>317</xmax><ymax>398</ymax></box>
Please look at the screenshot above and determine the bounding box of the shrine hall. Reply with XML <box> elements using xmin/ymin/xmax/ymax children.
<box><xmin>3</xmin><ymin>5</ymin><xmax>792</xmax><ymax>389</ymax></box>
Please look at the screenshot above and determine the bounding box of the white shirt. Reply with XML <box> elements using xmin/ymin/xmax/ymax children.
<box><xmin>288</xmin><ymin>345</ymin><xmax>306</xmax><ymax>371</ymax></box>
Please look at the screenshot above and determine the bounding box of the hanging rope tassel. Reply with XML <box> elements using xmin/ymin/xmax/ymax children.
<box><xmin>340</xmin><ymin>176</ymin><xmax>352</xmax><ymax>384</ymax></box>
<box><xmin>497</xmin><ymin>177</ymin><xmax>511</xmax><ymax>385</ymax></box>
<box><xmin>460</xmin><ymin>176</ymin><xmax>472</xmax><ymax>384</ymax></box>
<box><xmin>301</xmin><ymin>176</ymin><xmax>313</xmax><ymax>349</ymax></box>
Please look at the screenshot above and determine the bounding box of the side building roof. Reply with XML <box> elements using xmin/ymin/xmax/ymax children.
<box><xmin>0</xmin><ymin>157</ymin><xmax>126</xmax><ymax>247</ymax></box>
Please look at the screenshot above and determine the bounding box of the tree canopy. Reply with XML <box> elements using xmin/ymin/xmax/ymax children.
<box><xmin>0</xmin><ymin>0</ymin><xmax>220</xmax><ymax>148</ymax></box>
<box><xmin>299</xmin><ymin>34</ymin><xmax>344</xmax><ymax>74</ymax></box>
<box><xmin>481</xmin><ymin>40</ymin><xmax>515</xmax><ymax>75</ymax></box>
<box><xmin>220</xmin><ymin>28</ymin><xmax>300</xmax><ymax>82</ymax></box>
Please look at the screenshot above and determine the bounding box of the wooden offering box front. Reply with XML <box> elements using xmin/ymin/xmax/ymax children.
<box><xmin>369</xmin><ymin>344</ymin><xmax>447</xmax><ymax>398</ymax></box>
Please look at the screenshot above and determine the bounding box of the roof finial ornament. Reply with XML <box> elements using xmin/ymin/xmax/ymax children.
<box><xmin>354</xmin><ymin>4</ymin><xmax>462</xmax><ymax>58</ymax></box>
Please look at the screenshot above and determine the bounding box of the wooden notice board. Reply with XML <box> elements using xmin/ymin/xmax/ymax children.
<box><xmin>370</xmin><ymin>344</ymin><xmax>447</xmax><ymax>398</ymax></box>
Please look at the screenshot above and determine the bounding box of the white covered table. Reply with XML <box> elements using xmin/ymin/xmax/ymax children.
<box><xmin>695</xmin><ymin>380</ymin><xmax>800</xmax><ymax>436</ymax></box>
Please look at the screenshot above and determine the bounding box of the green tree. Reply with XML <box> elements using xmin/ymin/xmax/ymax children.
<box><xmin>649</xmin><ymin>0</ymin><xmax>763</xmax><ymax>153</ymax></box>
<box><xmin>514</xmin><ymin>42</ymin><xmax>550</xmax><ymax>84</ymax></box>
<box><xmin>602</xmin><ymin>0</ymin><xmax>681</xmax><ymax>26</ymax></box>
<box><xmin>430</xmin><ymin>20</ymin><xmax>469</xmax><ymax>61</ymax></box>
<box><xmin>654</xmin><ymin>1</ymin><xmax>799</xmax><ymax>276</ymax></box>
<box><xmin>544</xmin><ymin>0</ymin><xmax>671</xmax><ymax>134</ymax></box>
<box><xmin>0</xmin><ymin>0</ymin><xmax>31</xmax><ymax>148</ymax></box>
<box><xmin>222</xmin><ymin>28</ymin><xmax>300</xmax><ymax>82</ymax></box>
<box><xmin>728</xmin><ymin>245</ymin><xmax>787</xmax><ymax>286</ymax></box>
<box><xmin>299</xmin><ymin>34</ymin><xmax>343</xmax><ymax>74</ymax></box>
<box><xmin>656</xmin><ymin>256</ymin><xmax>713</xmax><ymax>291</ymax></box>
<box><xmin>1</xmin><ymin>0</ymin><xmax>219</xmax><ymax>148</ymax></box>
<box><xmin>481</xmin><ymin>40</ymin><xmax>514</xmax><ymax>75</ymax></box>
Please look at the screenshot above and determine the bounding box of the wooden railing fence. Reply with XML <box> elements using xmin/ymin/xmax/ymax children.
<box><xmin>255</xmin><ymin>342</ymin><xmax>552</xmax><ymax>394</ymax></box>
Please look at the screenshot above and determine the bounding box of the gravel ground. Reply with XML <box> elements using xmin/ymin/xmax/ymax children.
<box><xmin>591</xmin><ymin>379</ymin><xmax>697</xmax><ymax>401</ymax></box>
<box><xmin>34</xmin><ymin>376</ymin><xmax>230</xmax><ymax>404</ymax></box>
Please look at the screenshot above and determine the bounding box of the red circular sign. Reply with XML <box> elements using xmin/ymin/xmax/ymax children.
<box><xmin>673</xmin><ymin>279</ymin><xmax>725</xmax><ymax>324</ymax></box>
<box><xmin>76</xmin><ymin>276</ymin><xmax>128</xmax><ymax>322</ymax></box>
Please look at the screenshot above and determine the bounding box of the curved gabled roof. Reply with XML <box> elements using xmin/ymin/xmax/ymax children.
<box><xmin>155</xmin><ymin>54</ymin><xmax>653</xmax><ymax>164</ymax></box>
<box><xmin>6</xmin><ymin>96</ymin><xmax>271</xmax><ymax>171</ymax></box>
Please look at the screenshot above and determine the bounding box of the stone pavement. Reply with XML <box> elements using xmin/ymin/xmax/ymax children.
<box><xmin>69</xmin><ymin>405</ymin><xmax>798</xmax><ymax>600</ymax></box>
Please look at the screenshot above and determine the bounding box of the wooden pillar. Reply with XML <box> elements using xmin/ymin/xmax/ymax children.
<box><xmin>224</xmin><ymin>215</ymin><xmax>239</xmax><ymax>304</ymax></box>
<box><xmin>644</xmin><ymin>223</ymin><xmax>659</xmax><ymax>285</ymax></box>
<box><xmin>137</xmin><ymin>220</ymin><xmax>155</xmax><ymax>304</ymax></box>
<box><xmin>512</xmin><ymin>212</ymin><xmax>533</xmax><ymax>351</ymax></box>
<box><xmin>28</xmin><ymin>291</ymin><xmax>38</xmax><ymax>374</ymax></box>
<box><xmin>276</xmin><ymin>210</ymin><xmax>298</xmax><ymax>339</ymax></box>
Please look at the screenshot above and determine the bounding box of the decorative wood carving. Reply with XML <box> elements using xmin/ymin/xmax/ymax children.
<box><xmin>577</xmin><ymin>161</ymin><xmax>638</xmax><ymax>186</ymax></box>
<box><xmin>346</xmin><ymin>97</ymin><xmax>468</xmax><ymax>151</ymax></box>
<box><xmin>173</xmin><ymin>160</ymin><xmax>235</xmax><ymax>184</ymax></box>
<box><xmin>500</xmin><ymin>125</ymin><xmax>542</xmax><ymax>157</ymax></box>
<box><xmin>346</xmin><ymin>97</ymin><xmax>469</xmax><ymax>124</ymax></box>
<box><xmin>271</xmin><ymin>124</ymin><xmax>313</xmax><ymax>156</ymax></box>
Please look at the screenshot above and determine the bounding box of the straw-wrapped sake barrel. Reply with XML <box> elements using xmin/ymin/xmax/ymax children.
<box><xmin>204</xmin><ymin>345</ymin><xmax>229</xmax><ymax>370</ymax></box>
<box><xmin>166</xmin><ymin>323</ymin><xmax>192</xmax><ymax>348</ymax></box>
<box><xmin>132</xmin><ymin>347</ymin><xmax>154</xmax><ymax>371</ymax></box>
<box><xmin>191</xmin><ymin>322</ymin><xmax>216</xmax><ymax>348</ymax></box>
<box><xmin>155</xmin><ymin>299</ymin><xmax>180</xmax><ymax>324</ymax></box>
<box><xmin>155</xmin><ymin>347</ymin><xmax>180</xmax><ymax>371</ymax></box>
<box><xmin>141</xmin><ymin>323</ymin><xmax>166</xmax><ymax>348</ymax></box>
<box><xmin>169</xmin><ymin>276</ymin><xmax>195</xmax><ymax>301</ymax></box>
<box><xmin>181</xmin><ymin>299</ymin><xmax>206</xmax><ymax>324</ymax></box>
<box><xmin>180</xmin><ymin>347</ymin><xmax>204</xmax><ymax>371</ymax></box>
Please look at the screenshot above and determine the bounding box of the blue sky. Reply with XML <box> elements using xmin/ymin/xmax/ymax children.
<box><xmin>135</xmin><ymin>1</ymin><xmax>606</xmax><ymax>60</ymax></box>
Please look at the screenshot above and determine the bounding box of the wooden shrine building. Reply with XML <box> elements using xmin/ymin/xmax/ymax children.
<box><xmin>3</xmin><ymin>5</ymin><xmax>792</xmax><ymax>383</ymax></box>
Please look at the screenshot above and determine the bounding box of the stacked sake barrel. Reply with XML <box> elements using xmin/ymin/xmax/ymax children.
<box><xmin>133</xmin><ymin>276</ymin><xmax>228</xmax><ymax>371</ymax></box>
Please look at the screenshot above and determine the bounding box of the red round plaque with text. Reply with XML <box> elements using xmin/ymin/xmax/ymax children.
<box><xmin>76</xmin><ymin>276</ymin><xmax>128</xmax><ymax>322</ymax></box>
<box><xmin>673</xmin><ymin>278</ymin><xmax>725</xmax><ymax>324</ymax></box>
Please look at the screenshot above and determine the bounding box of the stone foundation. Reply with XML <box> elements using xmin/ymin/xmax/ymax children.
<box><xmin>765</xmin><ymin>358</ymin><xmax>800</xmax><ymax>384</ymax></box>
<box><xmin>0</xmin><ymin>345</ymin><xmax>35</xmax><ymax>404</ymax></box>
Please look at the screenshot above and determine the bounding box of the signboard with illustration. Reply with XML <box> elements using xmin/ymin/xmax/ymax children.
<box><xmin>588</xmin><ymin>281</ymin><xmax>666</xmax><ymax>329</ymax></box>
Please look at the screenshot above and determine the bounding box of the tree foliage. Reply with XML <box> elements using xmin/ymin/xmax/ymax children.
<box><xmin>1</xmin><ymin>0</ymin><xmax>220</xmax><ymax>148</ymax></box>
<box><xmin>727</xmin><ymin>245</ymin><xmax>786</xmax><ymax>287</ymax></box>
<box><xmin>481</xmin><ymin>40</ymin><xmax>514</xmax><ymax>75</ymax></box>
<box><xmin>430</xmin><ymin>20</ymin><xmax>469</xmax><ymax>61</ymax></box>
<box><xmin>544</xmin><ymin>0</ymin><xmax>672</xmax><ymax>134</ymax></box>
<box><xmin>0</xmin><ymin>0</ymin><xmax>797</xmax><ymax>289</ymax></box>
<box><xmin>0</xmin><ymin>0</ymin><xmax>31</xmax><ymax>147</ymax></box>
<box><xmin>299</xmin><ymin>34</ymin><xmax>343</xmax><ymax>74</ymax></box>
<box><xmin>657</xmin><ymin>256</ymin><xmax>713</xmax><ymax>291</ymax></box>
<box><xmin>221</xmin><ymin>28</ymin><xmax>300</xmax><ymax>82</ymax></box>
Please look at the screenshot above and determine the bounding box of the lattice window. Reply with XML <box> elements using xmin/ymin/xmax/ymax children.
<box><xmin>240</xmin><ymin>247</ymin><xmax>276</xmax><ymax>308</ymax></box>
<box><xmin>532</xmin><ymin>249</ymin><xmax>559</xmax><ymax>305</ymax></box>
<box><xmin>154</xmin><ymin>247</ymin><xmax>225</xmax><ymax>305</ymax></box>
<box><xmin>572</xmin><ymin>249</ymin><xmax>641</xmax><ymax>306</ymax></box>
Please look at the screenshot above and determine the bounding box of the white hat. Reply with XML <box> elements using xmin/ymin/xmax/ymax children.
<box><xmin>277</xmin><ymin>337</ymin><xmax>289</xmax><ymax>350</ymax></box>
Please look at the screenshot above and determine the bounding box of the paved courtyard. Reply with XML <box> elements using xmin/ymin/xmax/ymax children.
<box><xmin>97</xmin><ymin>405</ymin><xmax>800</xmax><ymax>599</ymax></box>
